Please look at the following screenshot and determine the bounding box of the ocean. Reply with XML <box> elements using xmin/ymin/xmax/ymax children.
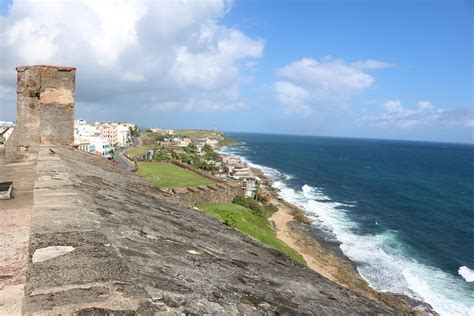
<box><xmin>222</xmin><ymin>132</ymin><xmax>474</xmax><ymax>316</ymax></box>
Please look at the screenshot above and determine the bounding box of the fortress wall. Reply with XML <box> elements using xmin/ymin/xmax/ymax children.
<box><xmin>6</xmin><ymin>65</ymin><xmax>76</xmax><ymax>162</ymax></box>
<box><xmin>175</xmin><ymin>185</ymin><xmax>243</xmax><ymax>206</ymax></box>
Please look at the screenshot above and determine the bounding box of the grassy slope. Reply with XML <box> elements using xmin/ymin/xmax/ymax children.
<box><xmin>137</xmin><ymin>162</ymin><xmax>215</xmax><ymax>187</ymax></box>
<box><xmin>199</xmin><ymin>203</ymin><xmax>306</xmax><ymax>266</ymax></box>
<box><xmin>217</xmin><ymin>134</ymin><xmax>236</xmax><ymax>147</ymax></box>
<box><xmin>126</xmin><ymin>145</ymin><xmax>153</xmax><ymax>157</ymax></box>
<box><xmin>175</xmin><ymin>130</ymin><xmax>212</xmax><ymax>138</ymax></box>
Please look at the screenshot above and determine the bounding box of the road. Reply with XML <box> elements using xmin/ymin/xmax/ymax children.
<box><xmin>113</xmin><ymin>136</ymin><xmax>138</xmax><ymax>170</ymax></box>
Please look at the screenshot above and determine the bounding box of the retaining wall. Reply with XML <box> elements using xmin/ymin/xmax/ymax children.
<box><xmin>172</xmin><ymin>184</ymin><xmax>243</xmax><ymax>206</ymax></box>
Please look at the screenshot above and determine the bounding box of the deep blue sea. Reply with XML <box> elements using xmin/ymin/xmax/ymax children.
<box><xmin>222</xmin><ymin>132</ymin><xmax>474</xmax><ymax>316</ymax></box>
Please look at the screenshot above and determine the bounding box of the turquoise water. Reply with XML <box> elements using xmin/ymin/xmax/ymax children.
<box><xmin>223</xmin><ymin>133</ymin><xmax>474</xmax><ymax>316</ymax></box>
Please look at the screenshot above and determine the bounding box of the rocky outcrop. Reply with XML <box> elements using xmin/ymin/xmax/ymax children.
<box><xmin>23</xmin><ymin>145</ymin><xmax>406</xmax><ymax>314</ymax></box>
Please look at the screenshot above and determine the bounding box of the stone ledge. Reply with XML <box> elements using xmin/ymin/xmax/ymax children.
<box><xmin>16</xmin><ymin>65</ymin><xmax>76</xmax><ymax>72</ymax></box>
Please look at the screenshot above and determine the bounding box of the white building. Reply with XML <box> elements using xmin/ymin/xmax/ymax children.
<box><xmin>89</xmin><ymin>135</ymin><xmax>112</xmax><ymax>159</ymax></box>
<box><xmin>116</xmin><ymin>124</ymin><xmax>132</xmax><ymax>148</ymax></box>
<box><xmin>76</xmin><ymin>139</ymin><xmax>96</xmax><ymax>154</ymax></box>
<box><xmin>151</xmin><ymin>128</ymin><xmax>175</xmax><ymax>136</ymax></box>
<box><xmin>74</xmin><ymin>123</ymin><xmax>98</xmax><ymax>143</ymax></box>
<box><xmin>0</xmin><ymin>121</ymin><xmax>15</xmax><ymax>127</ymax></box>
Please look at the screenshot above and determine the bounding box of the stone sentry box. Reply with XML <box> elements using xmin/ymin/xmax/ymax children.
<box><xmin>6</xmin><ymin>65</ymin><xmax>76</xmax><ymax>162</ymax></box>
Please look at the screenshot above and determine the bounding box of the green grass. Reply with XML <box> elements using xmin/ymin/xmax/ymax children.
<box><xmin>137</xmin><ymin>162</ymin><xmax>215</xmax><ymax>188</ymax></box>
<box><xmin>198</xmin><ymin>203</ymin><xmax>306</xmax><ymax>266</ymax></box>
<box><xmin>126</xmin><ymin>145</ymin><xmax>153</xmax><ymax>157</ymax></box>
<box><xmin>217</xmin><ymin>134</ymin><xmax>236</xmax><ymax>147</ymax></box>
<box><xmin>175</xmin><ymin>130</ymin><xmax>212</xmax><ymax>138</ymax></box>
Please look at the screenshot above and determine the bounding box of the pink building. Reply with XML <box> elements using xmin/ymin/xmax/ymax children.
<box><xmin>98</xmin><ymin>123</ymin><xmax>118</xmax><ymax>147</ymax></box>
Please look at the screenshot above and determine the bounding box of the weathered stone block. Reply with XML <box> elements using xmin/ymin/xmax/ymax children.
<box><xmin>6</xmin><ymin>65</ymin><xmax>76</xmax><ymax>162</ymax></box>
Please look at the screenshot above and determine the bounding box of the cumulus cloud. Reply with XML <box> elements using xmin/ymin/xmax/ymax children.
<box><xmin>0</xmin><ymin>0</ymin><xmax>264</xmax><ymax>119</ymax></box>
<box><xmin>274</xmin><ymin>81</ymin><xmax>311</xmax><ymax>116</ymax></box>
<box><xmin>359</xmin><ymin>99</ymin><xmax>474</xmax><ymax>128</ymax></box>
<box><xmin>273</xmin><ymin>57</ymin><xmax>391</xmax><ymax>115</ymax></box>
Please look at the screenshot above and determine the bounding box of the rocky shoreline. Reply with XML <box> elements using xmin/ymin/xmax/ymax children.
<box><xmin>249</xmin><ymin>166</ymin><xmax>436</xmax><ymax>315</ymax></box>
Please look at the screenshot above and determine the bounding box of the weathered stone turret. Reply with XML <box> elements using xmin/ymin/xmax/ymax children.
<box><xmin>5</xmin><ymin>65</ymin><xmax>76</xmax><ymax>162</ymax></box>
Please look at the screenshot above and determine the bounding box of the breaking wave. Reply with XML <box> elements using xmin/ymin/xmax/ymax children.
<box><xmin>459</xmin><ymin>266</ymin><xmax>474</xmax><ymax>282</ymax></box>
<box><xmin>221</xmin><ymin>146</ymin><xmax>474</xmax><ymax>316</ymax></box>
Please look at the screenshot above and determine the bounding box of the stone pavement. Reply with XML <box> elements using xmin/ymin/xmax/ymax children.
<box><xmin>0</xmin><ymin>147</ymin><xmax>35</xmax><ymax>315</ymax></box>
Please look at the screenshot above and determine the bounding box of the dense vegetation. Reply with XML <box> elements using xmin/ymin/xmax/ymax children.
<box><xmin>232</xmin><ymin>195</ymin><xmax>278</xmax><ymax>217</ymax></box>
<box><xmin>129</xmin><ymin>125</ymin><xmax>140</xmax><ymax>137</ymax></box>
<box><xmin>126</xmin><ymin>142</ymin><xmax>221</xmax><ymax>172</ymax></box>
<box><xmin>137</xmin><ymin>162</ymin><xmax>214</xmax><ymax>188</ymax></box>
<box><xmin>198</xmin><ymin>202</ymin><xmax>305</xmax><ymax>266</ymax></box>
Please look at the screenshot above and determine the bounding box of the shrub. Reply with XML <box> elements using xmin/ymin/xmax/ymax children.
<box><xmin>224</xmin><ymin>214</ymin><xmax>237</xmax><ymax>227</ymax></box>
<box><xmin>232</xmin><ymin>195</ymin><xmax>248</xmax><ymax>207</ymax></box>
<box><xmin>290</xmin><ymin>208</ymin><xmax>313</xmax><ymax>224</ymax></box>
<box><xmin>263</xmin><ymin>203</ymin><xmax>278</xmax><ymax>215</ymax></box>
<box><xmin>232</xmin><ymin>195</ymin><xmax>265</xmax><ymax>217</ymax></box>
<box><xmin>256</xmin><ymin>192</ymin><xmax>269</xmax><ymax>204</ymax></box>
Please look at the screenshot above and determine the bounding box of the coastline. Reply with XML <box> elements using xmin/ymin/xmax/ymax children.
<box><xmin>248</xmin><ymin>166</ymin><xmax>435</xmax><ymax>314</ymax></box>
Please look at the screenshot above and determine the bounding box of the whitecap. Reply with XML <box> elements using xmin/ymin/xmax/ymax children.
<box><xmin>459</xmin><ymin>266</ymin><xmax>474</xmax><ymax>282</ymax></box>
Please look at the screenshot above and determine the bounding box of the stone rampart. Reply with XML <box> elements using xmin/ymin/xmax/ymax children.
<box><xmin>171</xmin><ymin>183</ymin><xmax>243</xmax><ymax>206</ymax></box>
<box><xmin>6</xmin><ymin>65</ymin><xmax>76</xmax><ymax>162</ymax></box>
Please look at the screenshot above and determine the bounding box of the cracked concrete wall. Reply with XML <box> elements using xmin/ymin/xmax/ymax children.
<box><xmin>6</xmin><ymin>65</ymin><xmax>76</xmax><ymax>162</ymax></box>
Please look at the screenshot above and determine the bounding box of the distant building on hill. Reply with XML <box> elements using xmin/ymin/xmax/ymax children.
<box><xmin>222</xmin><ymin>155</ymin><xmax>240</xmax><ymax>165</ymax></box>
<box><xmin>151</xmin><ymin>128</ymin><xmax>175</xmax><ymax>136</ymax></box>
<box><xmin>0</xmin><ymin>121</ymin><xmax>15</xmax><ymax>127</ymax></box>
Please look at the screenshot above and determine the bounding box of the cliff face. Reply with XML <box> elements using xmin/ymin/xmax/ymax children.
<box><xmin>21</xmin><ymin>145</ymin><xmax>402</xmax><ymax>314</ymax></box>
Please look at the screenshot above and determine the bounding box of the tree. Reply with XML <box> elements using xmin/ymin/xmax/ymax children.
<box><xmin>202</xmin><ymin>144</ymin><xmax>219</xmax><ymax>161</ymax></box>
<box><xmin>129</xmin><ymin>125</ymin><xmax>140</xmax><ymax>137</ymax></box>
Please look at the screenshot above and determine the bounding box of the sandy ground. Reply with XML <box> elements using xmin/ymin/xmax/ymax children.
<box><xmin>270</xmin><ymin>202</ymin><xmax>339</xmax><ymax>280</ymax></box>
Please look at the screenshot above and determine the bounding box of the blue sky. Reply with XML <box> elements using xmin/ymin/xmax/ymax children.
<box><xmin>0</xmin><ymin>0</ymin><xmax>472</xmax><ymax>143</ymax></box>
<box><xmin>225</xmin><ymin>1</ymin><xmax>472</xmax><ymax>106</ymax></box>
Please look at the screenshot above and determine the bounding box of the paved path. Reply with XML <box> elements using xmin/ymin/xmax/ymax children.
<box><xmin>0</xmin><ymin>147</ymin><xmax>36</xmax><ymax>315</ymax></box>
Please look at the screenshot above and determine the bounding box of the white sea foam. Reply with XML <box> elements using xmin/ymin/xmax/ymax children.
<box><xmin>459</xmin><ymin>266</ymin><xmax>474</xmax><ymax>282</ymax></box>
<box><xmin>288</xmin><ymin>183</ymin><xmax>474</xmax><ymax>315</ymax></box>
<box><xmin>221</xmin><ymin>147</ymin><xmax>474</xmax><ymax>316</ymax></box>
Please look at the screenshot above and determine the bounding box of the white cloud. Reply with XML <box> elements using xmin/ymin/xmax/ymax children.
<box><xmin>384</xmin><ymin>99</ymin><xmax>403</xmax><ymax>113</ymax></box>
<box><xmin>352</xmin><ymin>59</ymin><xmax>394</xmax><ymax>70</ymax></box>
<box><xmin>0</xmin><ymin>0</ymin><xmax>263</xmax><ymax>117</ymax></box>
<box><xmin>274</xmin><ymin>81</ymin><xmax>311</xmax><ymax>116</ymax></box>
<box><xmin>273</xmin><ymin>57</ymin><xmax>391</xmax><ymax>114</ymax></box>
<box><xmin>360</xmin><ymin>100</ymin><xmax>474</xmax><ymax>129</ymax></box>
